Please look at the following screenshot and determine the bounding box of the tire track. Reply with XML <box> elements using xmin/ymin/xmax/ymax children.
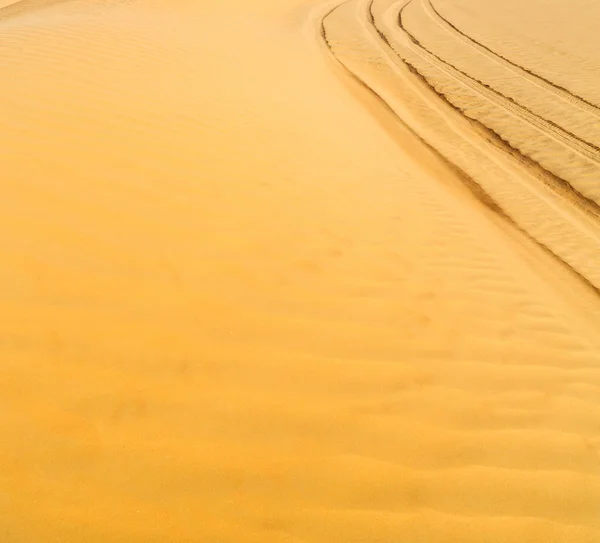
<box><xmin>368</xmin><ymin>0</ymin><xmax>600</xmax><ymax>221</ymax></box>
<box><xmin>386</xmin><ymin>0</ymin><xmax>600</xmax><ymax>238</ymax></box>
<box><xmin>323</xmin><ymin>0</ymin><xmax>600</xmax><ymax>316</ymax></box>
<box><xmin>380</xmin><ymin>0</ymin><xmax>600</xmax><ymax>211</ymax></box>
<box><xmin>321</xmin><ymin>0</ymin><xmax>600</xmax><ymax>301</ymax></box>
<box><xmin>413</xmin><ymin>0</ymin><xmax>600</xmax><ymax>147</ymax></box>
<box><xmin>426</xmin><ymin>0</ymin><xmax>600</xmax><ymax>117</ymax></box>
<box><xmin>392</xmin><ymin>0</ymin><xmax>600</xmax><ymax>166</ymax></box>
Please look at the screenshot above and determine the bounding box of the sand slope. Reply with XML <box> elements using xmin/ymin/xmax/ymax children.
<box><xmin>1</xmin><ymin>0</ymin><xmax>600</xmax><ymax>541</ymax></box>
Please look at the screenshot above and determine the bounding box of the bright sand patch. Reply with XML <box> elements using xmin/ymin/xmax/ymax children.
<box><xmin>1</xmin><ymin>0</ymin><xmax>600</xmax><ymax>541</ymax></box>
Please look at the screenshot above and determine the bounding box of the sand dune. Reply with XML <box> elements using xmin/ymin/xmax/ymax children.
<box><xmin>1</xmin><ymin>0</ymin><xmax>600</xmax><ymax>541</ymax></box>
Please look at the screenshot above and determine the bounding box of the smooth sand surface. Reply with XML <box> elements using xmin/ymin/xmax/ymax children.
<box><xmin>1</xmin><ymin>0</ymin><xmax>600</xmax><ymax>541</ymax></box>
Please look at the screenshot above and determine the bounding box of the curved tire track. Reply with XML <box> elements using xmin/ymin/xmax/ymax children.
<box><xmin>392</xmin><ymin>0</ymin><xmax>600</xmax><ymax>165</ymax></box>
<box><xmin>320</xmin><ymin>0</ymin><xmax>600</xmax><ymax>302</ymax></box>
<box><xmin>426</xmin><ymin>0</ymin><xmax>600</xmax><ymax>118</ymax></box>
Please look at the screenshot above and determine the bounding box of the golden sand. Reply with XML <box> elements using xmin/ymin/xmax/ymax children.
<box><xmin>1</xmin><ymin>0</ymin><xmax>600</xmax><ymax>540</ymax></box>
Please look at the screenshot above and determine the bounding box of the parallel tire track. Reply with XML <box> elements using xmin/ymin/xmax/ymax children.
<box><xmin>393</xmin><ymin>0</ymin><xmax>600</xmax><ymax>165</ymax></box>
<box><xmin>426</xmin><ymin>0</ymin><xmax>600</xmax><ymax>117</ymax></box>
<box><xmin>366</xmin><ymin>0</ymin><xmax>600</xmax><ymax>216</ymax></box>
<box><xmin>321</xmin><ymin>0</ymin><xmax>600</xmax><ymax>299</ymax></box>
<box><xmin>369</xmin><ymin>0</ymin><xmax>600</xmax><ymax>233</ymax></box>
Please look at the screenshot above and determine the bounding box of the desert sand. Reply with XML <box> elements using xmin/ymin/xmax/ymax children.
<box><xmin>1</xmin><ymin>0</ymin><xmax>600</xmax><ymax>541</ymax></box>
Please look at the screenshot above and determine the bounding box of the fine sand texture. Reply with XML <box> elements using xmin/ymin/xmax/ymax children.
<box><xmin>1</xmin><ymin>0</ymin><xmax>600</xmax><ymax>541</ymax></box>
